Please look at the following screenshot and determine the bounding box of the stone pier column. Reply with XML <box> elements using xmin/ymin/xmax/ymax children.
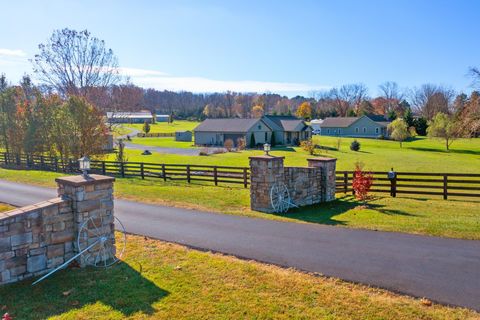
<box><xmin>249</xmin><ymin>155</ymin><xmax>285</xmax><ymax>213</ymax></box>
<box><xmin>55</xmin><ymin>174</ymin><xmax>115</xmax><ymax>266</ymax></box>
<box><xmin>307</xmin><ymin>157</ymin><xmax>337</xmax><ymax>202</ymax></box>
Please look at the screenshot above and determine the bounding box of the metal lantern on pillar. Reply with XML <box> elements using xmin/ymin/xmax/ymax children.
<box><xmin>263</xmin><ymin>143</ymin><xmax>271</xmax><ymax>156</ymax></box>
<box><xmin>78</xmin><ymin>156</ymin><xmax>91</xmax><ymax>177</ymax></box>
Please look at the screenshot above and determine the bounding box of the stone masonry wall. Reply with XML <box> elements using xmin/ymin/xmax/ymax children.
<box><xmin>250</xmin><ymin>156</ymin><xmax>337</xmax><ymax>213</ymax></box>
<box><xmin>0</xmin><ymin>174</ymin><xmax>115</xmax><ymax>285</ymax></box>
<box><xmin>0</xmin><ymin>198</ymin><xmax>74</xmax><ymax>284</ymax></box>
<box><xmin>284</xmin><ymin>167</ymin><xmax>323</xmax><ymax>207</ymax></box>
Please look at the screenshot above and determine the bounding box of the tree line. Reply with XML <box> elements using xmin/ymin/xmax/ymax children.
<box><xmin>0</xmin><ymin>27</ymin><xmax>479</xmax><ymax>162</ymax></box>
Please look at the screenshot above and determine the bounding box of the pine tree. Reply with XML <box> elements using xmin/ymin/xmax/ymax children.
<box><xmin>250</xmin><ymin>132</ymin><xmax>256</xmax><ymax>148</ymax></box>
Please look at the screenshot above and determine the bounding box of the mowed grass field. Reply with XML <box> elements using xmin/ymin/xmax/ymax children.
<box><xmin>122</xmin><ymin>120</ymin><xmax>200</xmax><ymax>134</ymax></box>
<box><xmin>0</xmin><ymin>233</ymin><xmax>477</xmax><ymax>319</ymax></box>
<box><xmin>1</xmin><ymin>168</ymin><xmax>479</xmax><ymax>240</ymax></box>
<box><xmin>111</xmin><ymin>132</ymin><xmax>480</xmax><ymax>173</ymax></box>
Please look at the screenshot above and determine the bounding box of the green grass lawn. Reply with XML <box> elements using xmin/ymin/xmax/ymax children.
<box><xmin>130</xmin><ymin>137</ymin><xmax>197</xmax><ymax>149</ymax></box>
<box><xmin>123</xmin><ymin>120</ymin><xmax>200</xmax><ymax>134</ymax></box>
<box><xmin>0</xmin><ymin>233</ymin><xmax>477</xmax><ymax>319</ymax></box>
<box><xmin>105</xmin><ymin>135</ymin><xmax>480</xmax><ymax>173</ymax></box>
<box><xmin>1</xmin><ymin>167</ymin><xmax>479</xmax><ymax>240</ymax></box>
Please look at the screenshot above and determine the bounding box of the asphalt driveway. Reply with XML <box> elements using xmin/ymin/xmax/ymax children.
<box><xmin>0</xmin><ymin>179</ymin><xmax>479</xmax><ymax>311</ymax></box>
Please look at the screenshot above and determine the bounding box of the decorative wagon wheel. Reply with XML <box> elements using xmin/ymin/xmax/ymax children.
<box><xmin>32</xmin><ymin>215</ymin><xmax>127</xmax><ymax>285</ymax></box>
<box><xmin>77</xmin><ymin>215</ymin><xmax>127</xmax><ymax>268</ymax></box>
<box><xmin>270</xmin><ymin>182</ymin><xmax>297</xmax><ymax>213</ymax></box>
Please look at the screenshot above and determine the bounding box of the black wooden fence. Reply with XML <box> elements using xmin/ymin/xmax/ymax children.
<box><xmin>0</xmin><ymin>152</ymin><xmax>249</xmax><ymax>188</ymax></box>
<box><xmin>336</xmin><ymin>171</ymin><xmax>480</xmax><ymax>199</ymax></box>
<box><xmin>2</xmin><ymin>152</ymin><xmax>480</xmax><ymax>199</ymax></box>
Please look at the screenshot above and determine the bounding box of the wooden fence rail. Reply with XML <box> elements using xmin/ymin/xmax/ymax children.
<box><xmin>335</xmin><ymin>171</ymin><xmax>480</xmax><ymax>199</ymax></box>
<box><xmin>0</xmin><ymin>152</ymin><xmax>250</xmax><ymax>188</ymax></box>
<box><xmin>2</xmin><ymin>152</ymin><xmax>480</xmax><ymax>199</ymax></box>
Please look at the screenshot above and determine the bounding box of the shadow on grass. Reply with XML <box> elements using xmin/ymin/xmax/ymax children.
<box><xmin>270</xmin><ymin>196</ymin><xmax>415</xmax><ymax>225</ymax></box>
<box><xmin>408</xmin><ymin>146</ymin><xmax>480</xmax><ymax>155</ymax></box>
<box><xmin>0</xmin><ymin>261</ymin><xmax>168</xmax><ymax>320</ymax></box>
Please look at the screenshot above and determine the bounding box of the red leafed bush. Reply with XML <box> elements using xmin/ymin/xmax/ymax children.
<box><xmin>2</xmin><ymin>313</ymin><xmax>12</xmax><ymax>320</ymax></box>
<box><xmin>352</xmin><ymin>162</ymin><xmax>373</xmax><ymax>201</ymax></box>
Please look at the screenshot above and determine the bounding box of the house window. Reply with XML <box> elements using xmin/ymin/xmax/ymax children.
<box><xmin>327</xmin><ymin>129</ymin><xmax>330</xmax><ymax>134</ymax></box>
<box><xmin>363</xmin><ymin>127</ymin><xmax>367</xmax><ymax>133</ymax></box>
<box><xmin>375</xmin><ymin>127</ymin><xmax>379</xmax><ymax>134</ymax></box>
<box><xmin>355</xmin><ymin>127</ymin><xmax>359</xmax><ymax>134</ymax></box>
<box><xmin>338</xmin><ymin>129</ymin><xmax>342</xmax><ymax>135</ymax></box>
<box><xmin>258</xmin><ymin>125</ymin><xmax>261</xmax><ymax>130</ymax></box>
<box><xmin>265</xmin><ymin>132</ymin><xmax>268</xmax><ymax>141</ymax></box>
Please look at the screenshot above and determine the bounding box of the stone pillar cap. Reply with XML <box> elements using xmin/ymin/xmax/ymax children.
<box><xmin>56</xmin><ymin>174</ymin><xmax>115</xmax><ymax>187</ymax></box>
<box><xmin>249</xmin><ymin>155</ymin><xmax>285</xmax><ymax>161</ymax></box>
<box><xmin>307</xmin><ymin>157</ymin><xmax>337</xmax><ymax>162</ymax></box>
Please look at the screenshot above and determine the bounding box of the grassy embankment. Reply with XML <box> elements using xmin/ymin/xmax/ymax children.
<box><xmin>0</xmin><ymin>233</ymin><xmax>477</xmax><ymax>319</ymax></box>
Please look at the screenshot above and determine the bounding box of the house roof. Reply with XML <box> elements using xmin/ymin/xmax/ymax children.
<box><xmin>320</xmin><ymin>117</ymin><xmax>359</xmax><ymax>128</ymax></box>
<box><xmin>106</xmin><ymin>112</ymin><xmax>153</xmax><ymax>119</ymax></box>
<box><xmin>194</xmin><ymin>118</ymin><xmax>269</xmax><ymax>133</ymax></box>
<box><xmin>321</xmin><ymin>116</ymin><xmax>391</xmax><ymax>128</ymax></box>
<box><xmin>262</xmin><ymin>115</ymin><xmax>307</xmax><ymax>132</ymax></box>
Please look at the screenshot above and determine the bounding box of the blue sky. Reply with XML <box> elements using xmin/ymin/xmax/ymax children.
<box><xmin>0</xmin><ymin>0</ymin><xmax>479</xmax><ymax>97</ymax></box>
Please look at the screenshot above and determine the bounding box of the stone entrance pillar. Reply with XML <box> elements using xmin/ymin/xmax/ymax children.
<box><xmin>55</xmin><ymin>174</ymin><xmax>115</xmax><ymax>266</ymax></box>
<box><xmin>307</xmin><ymin>157</ymin><xmax>337</xmax><ymax>202</ymax></box>
<box><xmin>249</xmin><ymin>155</ymin><xmax>285</xmax><ymax>213</ymax></box>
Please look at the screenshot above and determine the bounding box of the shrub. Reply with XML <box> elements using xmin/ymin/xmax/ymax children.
<box><xmin>350</xmin><ymin>140</ymin><xmax>360</xmax><ymax>151</ymax></box>
<box><xmin>224</xmin><ymin>139</ymin><xmax>234</xmax><ymax>152</ymax></box>
<box><xmin>352</xmin><ymin>162</ymin><xmax>373</xmax><ymax>202</ymax></box>
<box><xmin>236</xmin><ymin>138</ymin><xmax>246</xmax><ymax>151</ymax></box>
<box><xmin>300</xmin><ymin>138</ymin><xmax>315</xmax><ymax>155</ymax></box>
<box><xmin>143</xmin><ymin>121</ymin><xmax>151</xmax><ymax>134</ymax></box>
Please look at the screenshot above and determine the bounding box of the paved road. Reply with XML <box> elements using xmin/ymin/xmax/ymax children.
<box><xmin>1</xmin><ymin>179</ymin><xmax>479</xmax><ymax>311</ymax></box>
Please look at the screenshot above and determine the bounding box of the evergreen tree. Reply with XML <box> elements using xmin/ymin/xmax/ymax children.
<box><xmin>250</xmin><ymin>132</ymin><xmax>256</xmax><ymax>148</ymax></box>
<box><xmin>403</xmin><ymin>107</ymin><xmax>414</xmax><ymax>127</ymax></box>
<box><xmin>413</xmin><ymin>117</ymin><xmax>428</xmax><ymax>136</ymax></box>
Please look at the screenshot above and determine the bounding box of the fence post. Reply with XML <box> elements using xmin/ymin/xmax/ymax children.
<box><xmin>214</xmin><ymin>166</ymin><xmax>218</xmax><ymax>186</ymax></box>
<box><xmin>186</xmin><ymin>165</ymin><xmax>191</xmax><ymax>183</ymax></box>
<box><xmin>390</xmin><ymin>175</ymin><xmax>397</xmax><ymax>198</ymax></box>
<box><xmin>443</xmin><ymin>175</ymin><xmax>448</xmax><ymax>200</ymax></box>
<box><xmin>162</xmin><ymin>164</ymin><xmax>167</xmax><ymax>181</ymax></box>
<box><xmin>54</xmin><ymin>157</ymin><xmax>58</xmax><ymax>172</ymax></box>
<box><xmin>102</xmin><ymin>161</ymin><xmax>106</xmax><ymax>175</ymax></box>
<box><xmin>3</xmin><ymin>153</ymin><xmax>6</xmax><ymax>165</ymax></box>
<box><xmin>40</xmin><ymin>156</ymin><xmax>44</xmax><ymax>169</ymax></box>
<box><xmin>343</xmin><ymin>171</ymin><xmax>348</xmax><ymax>194</ymax></box>
<box><xmin>351</xmin><ymin>172</ymin><xmax>355</xmax><ymax>196</ymax></box>
<box><xmin>243</xmin><ymin>168</ymin><xmax>248</xmax><ymax>188</ymax></box>
<box><xmin>16</xmin><ymin>154</ymin><xmax>20</xmax><ymax>166</ymax></box>
<box><xmin>140</xmin><ymin>163</ymin><xmax>145</xmax><ymax>180</ymax></box>
<box><xmin>120</xmin><ymin>162</ymin><xmax>125</xmax><ymax>178</ymax></box>
<box><xmin>68</xmin><ymin>159</ymin><xmax>73</xmax><ymax>172</ymax></box>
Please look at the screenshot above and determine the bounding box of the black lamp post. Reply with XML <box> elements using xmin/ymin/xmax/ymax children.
<box><xmin>78</xmin><ymin>156</ymin><xmax>91</xmax><ymax>178</ymax></box>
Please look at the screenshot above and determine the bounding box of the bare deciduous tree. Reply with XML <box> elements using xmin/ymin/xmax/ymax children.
<box><xmin>470</xmin><ymin>67</ymin><xmax>480</xmax><ymax>89</ymax></box>
<box><xmin>410</xmin><ymin>84</ymin><xmax>455</xmax><ymax>120</ymax></box>
<box><xmin>378</xmin><ymin>81</ymin><xmax>404</xmax><ymax>113</ymax></box>
<box><xmin>32</xmin><ymin>28</ymin><xmax>121</xmax><ymax>96</ymax></box>
<box><xmin>328</xmin><ymin>84</ymin><xmax>368</xmax><ymax>116</ymax></box>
